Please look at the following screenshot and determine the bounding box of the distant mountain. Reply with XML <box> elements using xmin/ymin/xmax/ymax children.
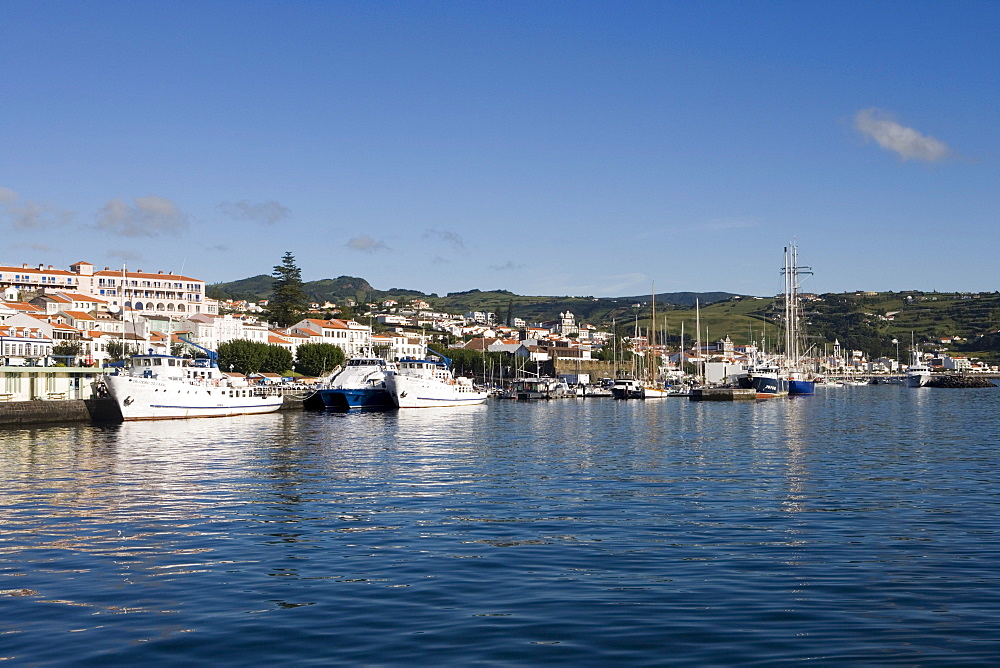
<box><xmin>208</xmin><ymin>275</ymin><xmax>388</xmax><ymax>304</ymax></box>
<box><xmin>207</xmin><ymin>274</ymin><xmax>741</xmax><ymax>324</ymax></box>
<box><xmin>207</xmin><ymin>275</ymin><xmax>274</xmax><ymax>302</ymax></box>
<box><xmin>618</xmin><ymin>291</ymin><xmax>740</xmax><ymax>308</ymax></box>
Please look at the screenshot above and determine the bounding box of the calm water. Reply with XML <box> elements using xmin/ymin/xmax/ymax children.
<box><xmin>1</xmin><ymin>385</ymin><xmax>998</xmax><ymax>665</ymax></box>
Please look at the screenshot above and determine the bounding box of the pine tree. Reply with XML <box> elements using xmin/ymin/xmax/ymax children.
<box><xmin>267</xmin><ymin>251</ymin><xmax>309</xmax><ymax>327</ymax></box>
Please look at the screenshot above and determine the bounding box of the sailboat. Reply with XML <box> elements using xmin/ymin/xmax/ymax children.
<box><xmin>612</xmin><ymin>285</ymin><xmax>669</xmax><ymax>399</ymax></box>
<box><xmin>782</xmin><ymin>242</ymin><xmax>816</xmax><ymax>396</ymax></box>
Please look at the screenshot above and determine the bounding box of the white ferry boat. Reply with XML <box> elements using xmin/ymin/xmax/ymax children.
<box><xmin>103</xmin><ymin>352</ymin><xmax>284</xmax><ymax>420</ymax></box>
<box><xmin>384</xmin><ymin>354</ymin><xmax>487</xmax><ymax>408</ymax></box>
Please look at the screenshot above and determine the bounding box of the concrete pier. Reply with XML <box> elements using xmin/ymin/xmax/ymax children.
<box><xmin>0</xmin><ymin>394</ymin><xmax>304</xmax><ymax>427</ymax></box>
<box><xmin>0</xmin><ymin>398</ymin><xmax>120</xmax><ymax>427</ymax></box>
<box><xmin>689</xmin><ymin>388</ymin><xmax>757</xmax><ymax>401</ymax></box>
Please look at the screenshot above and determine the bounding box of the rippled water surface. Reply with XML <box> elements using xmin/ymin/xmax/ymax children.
<box><xmin>2</xmin><ymin>385</ymin><xmax>998</xmax><ymax>665</ymax></box>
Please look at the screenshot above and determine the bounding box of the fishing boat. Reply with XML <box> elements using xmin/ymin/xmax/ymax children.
<box><xmin>735</xmin><ymin>360</ymin><xmax>789</xmax><ymax>398</ymax></box>
<box><xmin>103</xmin><ymin>349</ymin><xmax>284</xmax><ymax>420</ymax></box>
<box><xmin>384</xmin><ymin>352</ymin><xmax>488</xmax><ymax>408</ymax></box>
<box><xmin>304</xmin><ymin>356</ymin><xmax>396</xmax><ymax>410</ymax></box>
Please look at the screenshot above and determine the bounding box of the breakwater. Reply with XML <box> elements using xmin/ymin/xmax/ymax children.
<box><xmin>925</xmin><ymin>374</ymin><xmax>997</xmax><ymax>388</ymax></box>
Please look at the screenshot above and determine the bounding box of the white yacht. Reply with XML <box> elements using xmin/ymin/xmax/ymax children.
<box><xmin>103</xmin><ymin>352</ymin><xmax>284</xmax><ymax>420</ymax></box>
<box><xmin>610</xmin><ymin>378</ymin><xmax>670</xmax><ymax>399</ymax></box>
<box><xmin>384</xmin><ymin>355</ymin><xmax>487</xmax><ymax>408</ymax></box>
<box><xmin>906</xmin><ymin>356</ymin><xmax>933</xmax><ymax>388</ymax></box>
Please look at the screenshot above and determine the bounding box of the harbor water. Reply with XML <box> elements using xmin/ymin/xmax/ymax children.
<box><xmin>2</xmin><ymin>384</ymin><xmax>998</xmax><ymax>665</ymax></box>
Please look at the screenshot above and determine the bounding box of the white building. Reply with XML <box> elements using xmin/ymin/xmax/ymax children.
<box><xmin>0</xmin><ymin>261</ymin><xmax>213</xmax><ymax>315</ymax></box>
<box><xmin>290</xmin><ymin>318</ymin><xmax>372</xmax><ymax>356</ymax></box>
<box><xmin>173</xmin><ymin>313</ymin><xmax>270</xmax><ymax>352</ymax></box>
<box><xmin>371</xmin><ymin>332</ymin><xmax>427</xmax><ymax>360</ymax></box>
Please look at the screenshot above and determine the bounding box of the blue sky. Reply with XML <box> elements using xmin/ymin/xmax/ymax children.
<box><xmin>2</xmin><ymin>1</ymin><xmax>997</xmax><ymax>298</ymax></box>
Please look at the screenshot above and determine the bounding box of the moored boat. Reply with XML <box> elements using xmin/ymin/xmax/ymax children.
<box><xmin>305</xmin><ymin>356</ymin><xmax>395</xmax><ymax>410</ymax></box>
<box><xmin>781</xmin><ymin>242</ymin><xmax>816</xmax><ymax>396</ymax></box>
<box><xmin>906</xmin><ymin>359</ymin><xmax>932</xmax><ymax>388</ymax></box>
<box><xmin>385</xmin><ymin>353</ymin><xmax>487</xmax><ymax>408</ymax></box>
<box><xmin>610</xmin><ymin>378</ymin><xmax>670</xmax><ymax>399</ymax></box>
<box><xmin>104</xmin><ymin>351</ymin><xmax>284</xmax><ymax>420</ymax></box>
<box><xmin>504</xmin><ymin>377</ymin><xmax>573</xmax><ymax>400</ymax></box>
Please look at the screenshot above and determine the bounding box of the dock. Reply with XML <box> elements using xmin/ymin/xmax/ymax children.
<box><xmin>690</xmin><ymin>388</ymin><xmax>757</xmax><ymax>401</ymax></box>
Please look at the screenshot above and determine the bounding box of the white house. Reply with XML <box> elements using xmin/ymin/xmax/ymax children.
<box><xmin>371</xmin><ymin>332</ymin><xmax>427</xmax><ymax>360</ymax></box>
<box><xmin>290</xmin><ymin>318</ymin><xmax>372</xmax><ymax>356</ymax></box>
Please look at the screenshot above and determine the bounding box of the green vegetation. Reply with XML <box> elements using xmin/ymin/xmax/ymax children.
<box><xmin>265</xmin><ymin>252</ymin><xmax>309</xmax><ymax>328</ymax></box>
<box><xmin>217</xmin><ymin>340</ymin><xmax>292</xmax><ymax>376</ymax></box>
<box><xmin>294</xmin><ymin>343</ymin><xmax>345</xmax><ymax>377</ymax></box>
<box><xmin>208</xmin><ymin>273</ymin><xmax>740</xmax><ymax>325</ymax></box>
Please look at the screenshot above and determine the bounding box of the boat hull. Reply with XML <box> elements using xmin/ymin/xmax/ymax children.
<box><xmin>386</xmin><ymin>375</ymin><xmax>487</xmax><ymax>408</ymax></box>
<box><xmin>106</xmin><ymin>375</ymin><xmax>284</xmax><ymax>420</ymax></box>
<box><xmin>306</xmin><ymin>387</ymin><xmax>393</xmax><ymax>411</ymax></box>
<box><xmin>740</xmin><ymin>373</ymin><xmax>788</xmax><ymax>398</ymax></box>
<box><xmin>787</xmin><ymin>379</ymin><xmax>815</xmax><ymax>395</ymax></box>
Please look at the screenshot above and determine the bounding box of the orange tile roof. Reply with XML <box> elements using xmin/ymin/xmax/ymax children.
<box><xmin>93</xmin><ymin>268</ymin><xmax>202</xmax><ymax>282</ymax></box>
<box><xmin>61</xmin><ymin>310</ymin><xmax>97</xmax><ymax>320</ymax></box>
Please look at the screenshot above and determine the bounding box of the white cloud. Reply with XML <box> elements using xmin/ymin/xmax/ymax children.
<box><xmin>0</xmin><ymin>188</ymin><xmax>74</xmax><ymax>229</ymax></box>
<box><xmin>345</xmin><ymin>235</ymin><xmax>389</xmax><ymax>253</ymax></box>
<box><xmin>12</xmin><ymin>242</ymin><xmax>54</xmax><ymax>252</ymax></box>
<box><xmin>854</xmin><ymin>108</ymin><xmax>951</xmax><ymax>162</ymax></box>
<box><xmin>106</xmin><ymin>248</ymin><xmax>145</xmax><ymax>263</ymax></box>
<box><xmin>96</xmin><ymin>196</ymin><xmax>189</xmax><ymax>237</ymax></box>
<box><xmin>219</xmin><ymin>200</ymin><xmax>291</xmax><ymax>225</ymax></box>
<box><xmin>489</xmin><ymin>260</ymin><xmax>524</xmax><ymax>271</ymax></box>
<box><xmin>423</xmin><ymin>228</ymin><xmax>466</xmax><ymax>250</ymax></box>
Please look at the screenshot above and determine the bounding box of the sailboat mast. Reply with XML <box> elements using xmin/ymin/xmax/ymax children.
<box><xmin>695</xmin><ymin>298</ymin><xmax>701</xmax><ymax>382</ymax></box>
<box><xmin>650</xmin><ymin>283</ymin><xmax>655</xmax><ymax>383</ymax></box>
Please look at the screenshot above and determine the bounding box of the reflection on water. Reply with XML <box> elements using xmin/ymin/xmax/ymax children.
<box><xmin>2</xmin><ymin>389</ymin><xmax>999</xmax><ymax>665</ymax></box>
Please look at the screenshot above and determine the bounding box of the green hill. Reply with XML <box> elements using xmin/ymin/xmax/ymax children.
<box><xmin>206</xmin><ymin>276</ymin><xmax>740</xmax><ymax>324</ymax></box>
<box><xmin>207</xmin><ymin>276</ymin><xmax>1000</xmax><ymax>363</ymax></box>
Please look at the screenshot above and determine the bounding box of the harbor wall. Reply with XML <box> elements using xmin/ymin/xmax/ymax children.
<box><xmin>0</xmin><ymin>395</ymin><xmax>304</xmax><ymax>427</ymax></box>
<box><xmin>0</xmin><ymin>398</ymin><xmax>119</xmax><ymax>427</ymax></box>
<box><xmin>549</xmin><ymin>359</ymin><xmax>617</xmax><ymax>379</ymax></box>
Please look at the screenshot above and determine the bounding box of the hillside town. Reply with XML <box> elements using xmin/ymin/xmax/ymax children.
<box><xmin>2</xmin><ymin>259</ymin><xmax>992</xmax><ymax>404</ymax></box>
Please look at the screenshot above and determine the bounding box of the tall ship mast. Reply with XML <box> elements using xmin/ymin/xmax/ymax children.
<box><xmin>782</xmin><ymin>241</ymin><xmax>815</xmax><ymax>395</ymax></box>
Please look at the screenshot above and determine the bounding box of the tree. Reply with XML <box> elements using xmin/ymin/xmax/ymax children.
<box><xmin>51</xmin><ymin>342</ymin><xmax>83</xmax><ymax>365</ymax></box>
<box><xmin>106</xmin><ymin>340</ymin><xmax>138</xmax><ymax>363</ymax></box>
<box><xmin>263</xmin><ymin>345</ymin><xmax>293</xmax><ymax>374</ymax></box>
<box><xmin>295</xmin><ymin>343</ymin><xmax>345</xmax><ymax>377</ymax></box>
<box><xmin>218</xmin><ymin>340</ymin><xmax>266</xmax><ymax>376</ymax></box>
<box><xmin>267</xmin><ymin>251</ymin><xmax>309</xmax><ymax>327</ymax></box>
